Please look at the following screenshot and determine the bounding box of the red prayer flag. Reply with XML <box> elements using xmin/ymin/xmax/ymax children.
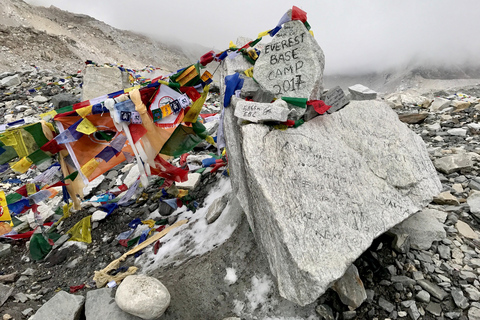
<box><xmin>307</xmin><ymin>100</ymin><xmax>331</xmax><ymax>115</ymax></box>
<box><xmin>291</xmin><ymin>6</ymin><xmax>307</xmax><ymax>22</ymax></box>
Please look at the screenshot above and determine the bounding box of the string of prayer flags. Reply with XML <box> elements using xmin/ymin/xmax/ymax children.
<box><xmin>149</xmin><ymin>84</ymin><xmax>185</xmax><ymax>128</ymax></box>
<box><xmin>200</xmin><ymin>71</ymin><xmax>213</xmax><ymax>85</ymax></box>
<box><xmin>170</xmin><ymin>64</ymin><xmax>200</xmax><ymax>87</ymax></box>
<box><xmin>244</xmin><ymin>67</ymin><xmax>254</xmax><ymax>78</ymax></box>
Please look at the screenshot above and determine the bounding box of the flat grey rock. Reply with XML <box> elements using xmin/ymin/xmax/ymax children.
<box><xmin>390</xmin><ymin>208</ymin><xmax>446</xmax><ymax>250</ymax></box>
<box><xmin>254</xmin><ymin>20</ymin><xmax>324</xmax><ymax>101</ymax></box>
<box><xmin>467</xmin><ymin>191</ymin><xmax>480</xmax><ymax>215</ymax></box>
<box><xmin>331</xmin><ymin>264</ymin><xmax>366</xmax><ymax>310</ymax></box>
<box><xmin>417</xmin><ymin>279</ymin><xmax>448</xmax><ymax>301</ymax></box>
<box><xmin>324</xmin><ymin>86</ymin><xmax>350</xmax><ymax>114</ymax></box>
<box><xmin>31</xmin><ymin>290</ymin><xmax>84</xmax><ymax>320</ymax></box>
<box><xmin>224</xmin><ymin>100</ymin><xmax>441</xmax><ymax>305</ymax></box>
<box><xmin>85</xmin><ymin>288</ymin><xmax>142</xmax><ymax>320</ymax></box>
<box><xmin>434</xmin><ymin>153</ymin><xmax>474</xmax><ymax>174</ymax></box>
<box><xmin>348</xmin><ymin>84</ymin><xmax>377</xmax><ymax>100</ymax></box>
<box><xmin>0</xmin><ymin>74</ymin><xmax>21</xmax><ymax>87</ymax></box>
<box><xmin>206</xmin><ymin>194</ymin><xmax>230</xmax><ymax>224</ymax></box>
<box><xmin>0</xmin><ymin>243</ymin><xmax>11</xmax><ymax>258</ymax></box>
<box><xmin>234</xmin><ymin>99</ymin><xmax>290</xmax><ymax>123</ymax></box>
<box><xmin>82</xmin><ymin>66</ymin><xmax>130</xmax><ymax>101</ymax></box>
<box><xmin>0</xmin><ymin>283</ymin><xmax>14</xmax><ymax>307</ymax></box>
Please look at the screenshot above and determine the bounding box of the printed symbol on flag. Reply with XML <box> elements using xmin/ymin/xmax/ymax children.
<box><xmin>152</xmin><ymin>109</ymin><xmax>163</xmax><ymax>123</ymax></box>
<box><xmin>0</xmin><ymin>207</ymin><xmax>3</xmax><ymax>218</ymax></box>
<box><xmin>170</xmin><ymin>99</ymin><xmax>182</xmax><ymax>113</ymax></box>
<box><xmin>89</xmin><ymin>126</ymin><xmax>118</xmax><ymax>145</ymax></box>
<box><xmin>131</xmin><ymin>112</ymin><xmax>142</xmax><ymax>124</ymax></box>
<box><xmin>120</xmin><ymin>111</ymin><xmax>131</xmax><ymax>122</ymax></box>
<box><xmin>178</xmin><ymin>95</ymin><xmax>190</xmax><ymax>108</ymax></box>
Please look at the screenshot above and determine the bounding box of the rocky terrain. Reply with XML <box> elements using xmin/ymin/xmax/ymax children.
<box><xmin>2</xmin><ymin>1</ymin><xmax>480</xmax><ymax>320</ymax></box>
<box><xmin>0</xmin><ymin>0</ymin><xmax>191</xmax><ymax>74</ymax></box>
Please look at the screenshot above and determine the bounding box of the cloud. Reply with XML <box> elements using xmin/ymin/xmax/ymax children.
<box><xmin>24</xmin><ymin>0</ymin><xmax>480</xmax><ymax>75</ymax></box>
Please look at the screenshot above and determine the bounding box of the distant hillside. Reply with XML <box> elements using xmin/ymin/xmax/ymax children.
<box><xmin>0</xmin><ymin>0</ymin><xmax>192</xmax><ymax>73</ymax></box>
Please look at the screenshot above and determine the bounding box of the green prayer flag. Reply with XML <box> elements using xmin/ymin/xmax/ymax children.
<box><xmin>23</xmin><ymin>123</ymin><xmax>49</xmax><ymax>148</ymax></box>
<box><xmin>6</xmin><ymin>193</ymin><xmax>22</xmax><ymax>205</ymax></box>
<box><xmin>304</xmin><ymin>21</ymin><xmax>311</xmax><ymax>31</ymax></box>
<box><xmin>281</xmin><ymin>97</ymin><xmax>308</xmax><ymax>108</ymax></box>
<box><xmin>64</xmin><ymin>171</ymin><xmax>78</xmax><ymax>181</ymax></box>
<box><xmin>160</xmin><ymin>125</ymin><xmax>203</xmax><ymax>157</ymax></box>
<box><xmin>27</xmin><ymin>149</ymin><xmax>50</xmax><ymax>165</ymax></box>
<box><xmin>55</xmin><ymin>105</ymin><xmax>74</xmax><ymax>114</ymax></box>
<box><xmin>250</xmin><ymin>38</ymin><xmax>262</xmax><ymax>47</ymax></box>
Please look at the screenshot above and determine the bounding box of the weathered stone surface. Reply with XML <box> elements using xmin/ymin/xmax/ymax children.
<box><xmin>51</xmin><ymin>93</ymin><xmax>80</xmax><ymax>110</ymax></box>
<box><xmin>0</xmin><ymin>243</ymin><xmax>11</xmax><ymax>258</ymax></box>
<box><xmin>348</xmin><ymin>84</ymin><xmax>377</xmax><ymax>100</ymax></box>
<box><xmin>0</xmin><ymin>283</ymin><xmax>13</xmax><ymax>307</ymax></box>
<box><xmin>224</xmin><ymin>99</ymin><xmax>441</xmax><ymax>305</ymax></box>
<box><xmin>253</xmin><ymin>20</ymin><xmax>324</xmax><ymax>101</ymax></box>
<box><xmin>175</xmin><ymin>173</ymin><xmax>201</xmax><ymax>191</ymax></box>
<box><xmin>430</xmin><ymin>97</ymin><xmax>451</xmax><ymax>112</ymax></box>
<box><xmin>234</xmin><ymin>99</ymin><xmax>290</xmax><ymax>123</ymax></box>
<box><xmin>467</xmin><ymin>191</ymin><xmax>480</xmax><ymax>215</ymax></box>
<box><xmin>390</xmin><ymin>208</ymin><xmax>446</xmax><ymax>250</ymax></box>
<box><xmin>32</xmin><ymin>291</ymin><xmax>84</xmax><ymax>320</ymax></box>
<box><xmin>82</xmin><ymin>66</ymin><xmax>130</xmax><ymax>101</ymax></box>
<box><xmin>85</xmin><ymin>288</ymin><xmax>142</xmax><ymax>320</ymax></box>
<box><xmin>324</xmin><ymin>86</ymin><xmax>350</xmax><ymax>114</ymax></box>
<box><xmin>417</xmin><ymin>279</ymin><xmax>448</xmax><ymax>300</ymax></box>
<box><xmin>451</xmin><ymin>287</ymin><xmax>469</xmax><ymax>309</ymax></box>
<box><xmin>332</xmin><ymin>264</ymin><xmax>367</xmax><ymax>310</ymax></box>
<box><xmin>456</xmin><ymin>220</ymin><xmax>479</xmax><ymax>239</ymax></box>
<box><xmin>433</xmin><ymin>191</ymin><xmax>460</xmax><ymax>205</ymax></box>
<box><xmin>115</xmin><ymin>275</ymin><xmax>170</xmax><ymax>319</ymax></box>
<box><xmin>398</xmin><ymin>113</ymin><xmax>428</xmax><ymax>124</ymax></box>
<box><xmin>434</xmin><ymin>153</ymin><xmax>474</xmax><ymax>174</ymax></box>
<box><xmin>0</xmin><ymin>74</ymin><xmax>20</xmax><ymax>87</ymax></box>
<box><xmin>206</xmin><ymin>194</ymin><xmax>229</xmax><ymax>224</ymax></box>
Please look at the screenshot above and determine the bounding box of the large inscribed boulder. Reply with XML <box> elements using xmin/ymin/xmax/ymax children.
<box><xmin>253</xmin><ymin>20</ymin><xmax>325</xmax><ymax>101</ymax></box>
<box><xmin>223</xmin><ymin>100</ymin><xmax>441</xmax><ymax>306</ymax></box>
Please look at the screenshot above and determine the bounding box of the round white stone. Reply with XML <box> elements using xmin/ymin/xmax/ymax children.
<box><xmin>115</xmin><ymin>275</ymin><xmax>170</xmax><ymax>319</ymax></box>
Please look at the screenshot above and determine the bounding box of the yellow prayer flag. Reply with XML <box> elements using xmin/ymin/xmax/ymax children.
<box><xmin>205</xmin><ymin>135</ymin><xmax>216</xmax><ymax>146</ymax></box>
<box><xmin>258</xmin><ymin>30</ymin><xmax>270</xmax><ymax>38</ymax></box>
<box><xmin>244</xmin><ymin>67</ymin><xmax>254</xmax><ymax>78</ymax></box>
<box><xmin>247</xmin><ymin>49</ymin><xmax>258</xmax><ymax>60</ymax></box>
<box><xmin>76</xmin><ymin>105</ymin><xmax>93</xmax><ymax>118</ymax></box>
<box><xmin>81</xmin><ymin>158</ymin><xmax>100</xmax><ymax>178</ymax></box>
<box><xmin>63</xmin><ymin>202</ymin><xmax>73</xmax><ymax>218</ymax></box>
<box><xmin>67</xmin><ymin>215</ymin><xmax>92</xmax><ymax>243</ymax></box>
<box><xmin>309</xmin><ymin>30</ymin><xmax>314</xmax><ymax>37</ymax></box>
<box><xmin>200</xmin><ymin>71</ymin><xmax>213</xmax><ymax>83</ymax></box>
<box><xmin>175</xmin><ymin>65</ymin><xmax>198</xmax><ymax>86</ymax></box>
<box><xmin>40</xmin><ymin>110</ymin><xmax>57</xmax><ymax>120</ymax></box>
<box><xmin>183</xmin><ymin>85</ymin><xmax>210</xmax><ymax>123</ymax></box>
<box><xmin>177</xmin><ymin>189</ymin><xmax>189</xmax><ymax>198</ymax></box>
<box><xmin>11</xmin><ymin>157</ymin><xmax>33</xmax><ymax>173</ymax></box>
<box><xmin>125</xmin><ymin>85</ymin><xmax>141</xmax><ymax>93</ymax></box>
<box><xmin>76</xmin><ymin>118</ymin><xmax>98</xmax><ymax>135</ymax></box>
<box><xmin>0</xmin><ymin>191</ymin><xmax>13</xmax><ymax>226</ymax></box>
<box><xmin>229</xmin><ymin>41</ymin><xmax>236</xmax><ymax>49</ymax></box>
<box><xmin>26</xmin><ymin>183</ymin><xmax>36</xmax><ymax>196</ymax></box>
<box><xmin>160</xmin><ymin>104</ymin><xmax>172</xmax><ymax>118</ymax></box>
<box><xmin>141</xmin><ymin>219</ymin><xmax>156</xmax><ymax>229</ymax></box>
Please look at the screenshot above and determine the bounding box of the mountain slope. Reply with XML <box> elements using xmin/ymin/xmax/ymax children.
<box><xmin>0</xmin><ymin>0</ymin><xmax>191</xmax><ymax>73</ymax></box>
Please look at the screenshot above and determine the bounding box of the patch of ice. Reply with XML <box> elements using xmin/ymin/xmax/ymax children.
<box><xmin>224</xmin><ymin>267</ymin><xmax>237</xmax><ymax>285</ymax></box>
<box><xmin>138</xmin><ymin>177</ymin><xmax>240</xmax><ymax>272</ymax></box>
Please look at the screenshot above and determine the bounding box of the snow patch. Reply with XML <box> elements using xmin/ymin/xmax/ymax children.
<box><xmin>224</xmin><ymin>267</ymin><xmax>237</xmax><ymax>285</ymax></box>
<box><xmin>246</xmin><ymin>274</ymin><xmax>273</xmax><ymax>311</ymax></box>
<box><xmin>138</xmin><ymin>177</ymin><xmax>240</xmax><ymax>272</ymax></box>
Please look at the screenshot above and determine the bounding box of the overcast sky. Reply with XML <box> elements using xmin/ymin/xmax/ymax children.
<box><xmin>25</xmin><ymin>0</ymin><xmax>480</xmax><ymax>74</ymax></box>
